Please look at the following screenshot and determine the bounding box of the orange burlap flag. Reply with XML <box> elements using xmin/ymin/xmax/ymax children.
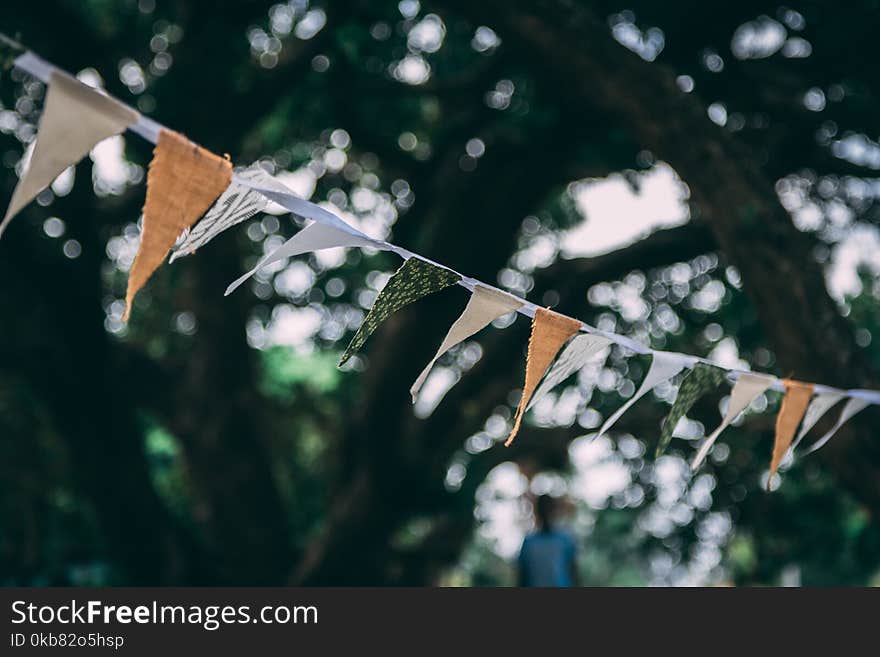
<box><xmin>768</xmin><ymin>379</ymin><xmax>814</xmax><ymax>487</ymax></box>
<box><xmin>124</xmin><ymin>129</ymin><xmax>232</xmax><ymax>321</ymax></box>
<box><xmin>505</xmin><ymin>308</ymin><xmax>582</xmax><ymax>446</ymax></box>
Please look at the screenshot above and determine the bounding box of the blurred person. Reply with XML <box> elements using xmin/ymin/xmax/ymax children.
<box><xmin>517</xmin><ymin>495</ymin><xmax>579</xmax><ymax>587</ymax></box>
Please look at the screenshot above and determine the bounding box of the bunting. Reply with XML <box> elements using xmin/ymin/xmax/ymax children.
<box><xmin>658</xmin><ymin>363</ymin><xmax>727</xmax><ymax>457</ymax></box>
<box><xmin>769</xmin><ymin>380</ymin><xmax>814</xmax><ymax>485</ymax></box>
<box><xmin>1</xmin><ymin>71</ymin><xmax>138</xmax><ymax>237</ymax></box>
<box><xmin>505</xmin><ymin>308</ymin><xmax>582</xmax><ymax>447</ymax></box>
<box><xmin>691</xmin><ymin>372</ymin><xmax>775</xmax><ymax>469</ymax></box>
<box><xmin>6</xmin><ymin>46</ymin><xmax>880</xmax><ymax>496</ymax></box>
<box><xmin>339</xmin><ymin>258</ymin><xmax>461</xmax><ymax>366</ymax></box>
<box><xmin>169</xmin><ymin>165</ymin><xmax>281</xmax><ymax>262</ymax></box>
<box><xmin>124</xmin><ymin>129</ymin><xmax>232</xmax><ymax>321</ymax></box>
<box><xmin>596</xmin><ymin>351</ymin><xmax>686</xmax><ymax>440</ymax></box>
<box><xmin>527</xmin><ymin>333</ymin><xmax>611</xmax><ymax>410</ymax></box>
<box><xmin>410</xmin><ymin>285</ymin><xmax>522</xmax><ymax>401</ymax></box>
<box><xmin>225</xmin><ymin>220</ymin><xmax>383</xmax><ymax>296</ymax></box>
<box><xmin>802</xmin><ymin>396</ymin><xmax>870</xmax><ymax>455</ymax></box>
<box><xmin>790</xmin><ymin>391</ymin><xmax>846</xmax><ymax>453</ymax></box>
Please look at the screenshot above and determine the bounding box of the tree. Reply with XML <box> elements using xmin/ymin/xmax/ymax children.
<box><xmin>1</xmin><ymin>0</ymin><xmax>878</xmax><ymax>586</ymax></box>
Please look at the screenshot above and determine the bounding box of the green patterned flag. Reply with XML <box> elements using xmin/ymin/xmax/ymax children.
<box><xmin>339</xmin><ymin>258</ymin><xmax>461</xmax><ymax>366</ymax></box>
<box><xmin>657</xmin><ymin>363</ymin><xmax>727</xmax><ymax>456</ymax></box>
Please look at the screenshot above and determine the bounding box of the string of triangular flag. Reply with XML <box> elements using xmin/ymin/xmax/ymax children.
<box><xmin>4</xmin><ymin>47</ymin><xmax>879</xmax><ymax>486</ymax></box>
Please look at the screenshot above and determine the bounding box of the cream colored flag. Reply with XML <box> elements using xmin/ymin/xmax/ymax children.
<box><xmin>1</xmin><ymin>71</ymin><xmax>139</xmax><ymax>237</ymax></box>
<box><xmin>410</xmin><ymin>285</ymin><xmax>522</xmax><ymax>401</ymax></box>
<box><xmin>596</xmin><ymin>351</ymin><xmax>686</xmax><ymax>439</ymax></box>
<box><xmin>802</xmin><ymin>396</ymin><xmax>870</xmax><ymax>455</ymax></box>
<box><xmin>505</xmin><ymin>308</ymin><xmax>582</xmax><ymax>447</ymax></box>
<box><xmin>691</xmin><ymin>372</ymin><xmax>776</xmax><ymax>470</ymax></box>
<box><xmin>225</xmin><ymin>221</ymin><xmax>383</xmax><ymax>296</ymax></box>
<box><xmin>124</xmin><ymin>129</ymin><xmax>232</xmax><ymax>321</ymax></box>
<box><xmin>789</xmin><ymin>391</ymin><xmax>845</xmax><ymax>453</ymax></box>
<box><xmin>527</xmin><ymin>333</ymin><xmax>611</xmax><ymax>410</ymax></box>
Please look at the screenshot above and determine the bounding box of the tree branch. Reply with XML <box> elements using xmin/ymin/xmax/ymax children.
<box><xmin>534</xmin><ymin>221</ymin><xmax>717</xmax><ymax>316</ymax></box>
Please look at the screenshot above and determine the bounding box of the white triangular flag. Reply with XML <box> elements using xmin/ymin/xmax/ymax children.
<box><xmin>225</xmin><ymin>221</ymin><xmax>383</xmax><ymax>295</ymax></box>
<box><xmin>691</xmin><ymin>372</ymin><xmax>775</xmax><ymax>469</ymax></box>
<box><xmin>596</xmin><ymin>351</ymin><xmax>686</xmax><ymax>439</ymax></box>
<box><xmin>789</xmin><ymin>391</ymin><xmax>846</xmax><ymax>453</ymax></box>
<box><xmin>169</xmin><ymin>166</ymin><xmax>283</xmax><ymax>262</ymax></box>
<box><xmin>410</xmin><ymin>285</ymin><xmax>522</xmax><ymax>401</ymax></box>
<box><xmin>1</xmin><ymin>71</ymin><xmax>138</xmax><ymax>237</ymax></box>
<box><xmin>526</xmin><ymin>333</ymin><xmax>611</xmax><ymax>410</ymax></box>
<box><xmin>802</xmin><ymin>396</ymin><xmax>870</xmax><ymax>455</ymax></box>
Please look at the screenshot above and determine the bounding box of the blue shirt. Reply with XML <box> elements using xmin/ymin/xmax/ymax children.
<box><xmin>518</xmin><ymin>530</ymin><xmax>577</xmax><ymax>587</ymax></box>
